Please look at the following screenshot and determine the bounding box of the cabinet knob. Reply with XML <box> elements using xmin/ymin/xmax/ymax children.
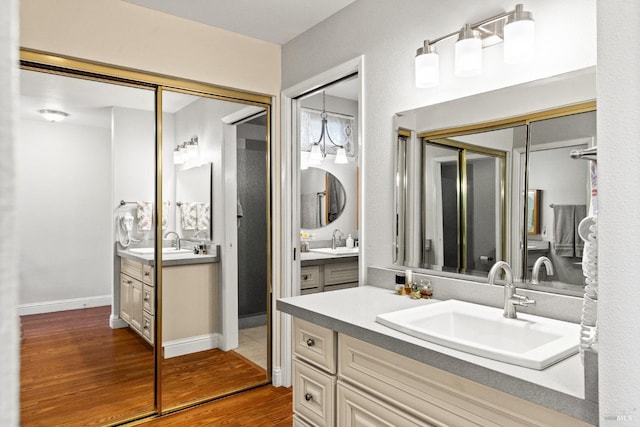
<box><xmin>143</xmin><ymin>323</ymin><xmax>149</xmax><ymax>330</ymax></box>
<box><xmin>302</xmin><ymin>274</ymin><xmax>309</xmax><ymax>280</ymax></box>
<box><xmin>126</xmin><ymin>280</ymin><xmax>132</xmax><ymax>284</ymax></box>
<box><xmin>304</xmin><ymin>393</ymin><xmax>313</xmax><ymax>402</ymax></box>
<box><xmin>144</xmin><ymin>295</ymin><xmax>150</xmax><ymax>302</ymax></box>
<box><xmin>144</xmin><ymin>272</ymin><xmax>150</xmax><ymax>277</ymax></box>
<box><xmin>306</xmin><ymin>338</ymin><xmax>315</xmax><ymax>347</ymax></box>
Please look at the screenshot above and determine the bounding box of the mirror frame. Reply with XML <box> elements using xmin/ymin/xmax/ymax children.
<box><xmin>395</xmin><ymin>100</ymin><xmax>596</xmax><ymax>292</ymax></box>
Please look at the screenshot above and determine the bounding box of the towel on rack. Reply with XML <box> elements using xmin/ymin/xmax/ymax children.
<box><xmin>197</xmin><ymin>202</ymin><xmax>210</xmax><ymax>230</ymax></box>
<box><xmin>301</xmin><ymin>193</ymin><xmax>319</xmax><ymax>229</ymax></box>
<box><xmin>181</xmin><ymin>202</ymin><xmax>198</xmax><ymax>231</ymax></box>
<box><xmin>327</xmin><ymin>174</ymin><xmax>345</xmax><ymax>223</ymax></box>
<box><xmin>553</xmin><ymin>204</ymin><xmax>587</xmax><ymax>257</ymax></box>
<box><xmin>162</xmin><ymin>201</ymin><xmax>170</xmax><ymax>230</ymax></box>
<box><xmin>137</xmin><ymin>202</ymin><xmax>153</xmax><ymax>231</ymax></box>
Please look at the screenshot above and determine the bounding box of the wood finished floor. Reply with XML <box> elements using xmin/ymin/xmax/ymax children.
<box><xmin>20</xmin><ymin>307</ymin><xmax>283</xmax><ymax>426</ymax></box>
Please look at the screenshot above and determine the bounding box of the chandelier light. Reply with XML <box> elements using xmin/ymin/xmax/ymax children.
<box><xmin>307</xmin><ymin>91</ymin><xmax>351</xmax><ymax>166</ymax></box>
<box><xmin>414</xmin><ymin>3</ymin><xmax>535</xmax><ymax>87</ymax></box>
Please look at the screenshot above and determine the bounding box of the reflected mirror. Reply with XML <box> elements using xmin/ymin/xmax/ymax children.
<box><xmin>300</xmin><ymin>167</ymin><xmax>346</xmax><ymax>229</ymax></box>
<box><xmin>18</xmin><ymin>68</ymin><xmax>157</xmax><ymax>425</ymax></box>
<box><xmin>176</xmin><ymin>163</ymin><xmax>213</xmax><ymax>240</ymax></box>
<box><xmin>394</xmin><ymin>68</ymin><xmax>596</xmax><ymax>296</ymax></box>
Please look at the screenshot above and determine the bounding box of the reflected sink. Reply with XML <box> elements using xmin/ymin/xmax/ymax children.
<box><xmin>310</xmin><ymin>247</ymin><xmax>359</xmax><ymax>255</ymax></box>
<box><xmin>376</xmin><ymin>299</ymin><xmax>579</xmax><ymax>370</ymax></box>
<box><xmin>129</xmin><ymin>247</ymin><xmax>193</xmax><ymax>254</ymax></box>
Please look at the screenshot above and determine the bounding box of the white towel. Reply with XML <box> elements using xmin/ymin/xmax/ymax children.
<box><xmin>137</xmin><ymin>201</ymin><xmax>153</xmax><ymax>231</ymax></box>
<box><xmin>197</xmin><ymin>202</ymin><xmax>210</xmax><ymax>231</ymax></box>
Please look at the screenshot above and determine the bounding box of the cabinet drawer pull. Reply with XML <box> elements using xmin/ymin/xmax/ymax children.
<box><xmin>144</xmin><ymin>295</ymin><xmax>150</xmax><ymax>302</ymax></box>
<box><xmin>304</xmin><ymin>393</ymin><xmax>313</xmax><ymax>402</ymax></box>
<box><xmin>302</xmin><ymin>274</ymin><xmax>309</xmax><ymax>280</ymax></box>
<box><xmin>126</xmin><ymin>279</ymin><xmax>132</xmax><ymax>284</ymax></box>
<box><xmin>306</xmin><ymin>338</ymin><xmax>315</xmax><ymax>347</ymax></box>
<box><xmin>143</xmin><ymin>323</ymin><xmax>149</xmax><ymax>330</ymax></box>
<box><xmin>144</xmin><ymin>272</ymin><xmax>150</xmax><ymax>277</ymax></box>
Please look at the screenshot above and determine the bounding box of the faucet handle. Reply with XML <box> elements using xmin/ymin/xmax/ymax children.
<box><xmin>513</xmin><ymin>294</ymin><xmax>536</xmax><ymax>306</ymax></box>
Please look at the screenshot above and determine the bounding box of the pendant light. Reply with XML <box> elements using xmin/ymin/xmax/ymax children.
<box><xmin>415</xmin><ymin>41</ymin><xmax>439</xmax><ymax>88</ymax></box>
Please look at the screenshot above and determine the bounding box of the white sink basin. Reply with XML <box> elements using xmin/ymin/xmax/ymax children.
<box><xmin>129</xmin><ymin>247</ymin><xmax>193</xmax><ymax>254</ymax></box>
<box><xmin>309</xmin><ymin>247</ymin><xmax>359</xmax><ymax>255</ymax></box>
<box><xmin>376</xmin><ymin>299</ymin><xmax>579</xmax><ymax>370</ymax></box>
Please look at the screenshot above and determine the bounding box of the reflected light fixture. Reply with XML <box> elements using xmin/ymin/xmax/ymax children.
<box><xmin>39</xmin><ymin>109</ymin><xmax>69</xmax><ymax>122</ymax></box>
<box><xmin>173</xmin><ymin>136</ymin><xmax>199</xmax><ymax>165</ymax></box>
<box><xmin>308</xmin><ymin>91</ymin><xmax>351</xmax><ymax>165</ymax></box>
<box><xmin>414</xmin><ymin>4</ymin><xmax>535</xmax><ymax>87</ymax></box>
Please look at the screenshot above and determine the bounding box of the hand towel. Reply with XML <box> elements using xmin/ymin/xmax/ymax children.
<box><xmin>137</xmin><ymin>201</ymin><xmax>153</xmax><ymax>231</ymax></box>
<box><xmin>181</xmin><ymin>202</ymin><xmax>198</xmax><ymax>231</ymax></box>
<box><xmin>197</xmin><ymin>202</ymin><xmax>210</xmax><ymax>231</ymax></box>
<box><xmin>553</xmin><ymin>204</ymin><xmax>587</xmax><ymax>257</ymax></box>
<box><xmin>162</xmin><ymin>201</ymin><xmax>170</xmax><ymax>230</ymax></box>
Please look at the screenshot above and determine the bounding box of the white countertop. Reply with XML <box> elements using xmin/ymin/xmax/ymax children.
<box><xmin>117</xmin><ymin>246</ymin><xmax>219</xmax><ymax>266</ymax></box>
<box><xmin>300</xmin><ymin>251</ymin><xmax>358</xmax><ymax>261</ymax></box>
<box><xmin>278</xmin><ymin>285</ymin><xmax>596</xmax><ymax>423</ymax></box>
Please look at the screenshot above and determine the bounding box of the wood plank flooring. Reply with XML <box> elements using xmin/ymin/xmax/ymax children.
<box><xmin>20</xmin><ymin>307</ymin><xmax>287</xmax><ymax>426</ymax></box>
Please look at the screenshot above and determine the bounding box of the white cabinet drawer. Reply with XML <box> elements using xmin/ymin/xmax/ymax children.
<box><xmin>294</xmin><ymin>359</ymin><xmax>336</xmax><ymax>427</ymax></box>
<box><xmin>337</xmin><ymin>380</ymin><xmax>426</xmax><ymax>427</ymax></box>
<box><xmin>301</xmin><ymin>266</ymin><xmax>321</xmax><ymax>289</ymax></box>
<box><xmin>142</xmin><ymin>284</ymin><xmax>154</xmax><ymax>315</ymax></box>
<box><xmin>293</xmin><ymin>414</ymin><xmax>314</xmax><ymax>427</ymax></box>
<box><xmin>121</xmin><ymin>258</ymin><xmax>143</xmax><ymax>281</ymax></box>
<box><xmin>293</xmin><ymin>317</ymin><xmax>336</xmax><ymax>374</ymax></box>
<box><xmin>324</xmin><ymin>262</ymin><xmax>358</xmax><ymax>286</ymax></box>
<box><xmin>141</xmin><ymin>311</ymin><xmax>154</xmax><ymax>344</ymax></box>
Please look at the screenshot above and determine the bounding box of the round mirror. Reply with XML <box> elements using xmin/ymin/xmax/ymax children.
<box><xmin>300</xmin><ymin>167</ymin><xmax>346</xmax><ymax>229</ymax></box>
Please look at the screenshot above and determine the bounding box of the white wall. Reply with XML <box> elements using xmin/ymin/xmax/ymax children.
<box><xmin>0</xmin><ymin>0</ymin><xmax>19</xmax><ymax>423</ymax></box>
<box><xmin>597</xmin><ymin>1</ymin><xmax>640</xmax><ymax>424</ymax></box>
<box><xmin>282</xmin><ymin>0</ymin><xmax>596</xmax><ymax>275</ymax></box>
<box><xmin>17</xmin><ymin>119</ymin><xmax>111</xmax><ymax>305</ymax></box>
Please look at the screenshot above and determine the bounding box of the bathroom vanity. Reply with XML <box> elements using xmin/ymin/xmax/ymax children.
<box><xmin>300</xmin><ymin>252</ymin><xmax>358</xmax><ymax>295</ymax></box>
<box><xmin>116</xmin><ymin>246</ymin><xmax>220</xmax><ymax>357</ymax></box>
<box><xmin>278</xmin><ymin>285</ymin><xmax>596</xmax><ymax>427</ymax></box>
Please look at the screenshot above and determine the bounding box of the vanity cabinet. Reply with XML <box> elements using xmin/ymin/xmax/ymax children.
<box><xmin>291</xmin><ymin>317</ymin><xmax>592</xmax><ymax>427</ymax></box>
<box><xmin>300</xmin><ymin>260</ymin><xmax>358</xmax><ymax>295</ymax></box>
<box><xmin>120</xmin><ymin>258</ymin><xmax>154</xmax><ymax>344</ymax></box>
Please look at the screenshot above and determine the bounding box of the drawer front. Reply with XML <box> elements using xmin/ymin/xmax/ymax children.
<box><xmin>293</xmin><ymin>414</ymin><xmax>314</xmax><ymax>427</ymax></box>
<box><xmin>293</xmin><ymin>317</ymin><xmax>336</xmax><ymax>374</ymax></box>
<box><xmin>141</xmin><ymin>312</ymin><xmax>154</xmax><ymax>344</ymax></box>
<box><xmin>324</xmin><ymin>262</ymin><xmax>358</xmax><ymax>286</ymax></box>
<box><xmin>301</xmin><ymin>266</ymin><xmax>321</xmax><ymax>289</ymax></box>
<box><xmin>142</xmin><ymin>284</ymin><xmax>154</xmax><ymax>315</ymax></box>
<box><xmin>294</xmin><ymin>359</ymin><xmax>336</xmax><ymax>427</ymax></box>
<box><xmin>142</xmin><ymin>264</ymin><xmax>153</xmax><ymax>285</ymax></box>
<box><xmin>121</xmin><ymin>258</ymin><xmax>143</xmax><ymax>281</ymax></box>
<box><xmin>337</xmin><ymin>380</ymin><xmax>425</xmax><ymax>427</ymax></box>
<box><xmin>301</xmin><ymin>287</ymin><xmax>319</xmax><ymax>295</ymax></box>
<box><xmin>338</xmin><ymin>334</ymin><xmax>590</xmax><ymax>427</ymax></box>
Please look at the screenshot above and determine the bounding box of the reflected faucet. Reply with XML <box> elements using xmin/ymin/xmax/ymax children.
<box><xmin>531</xmin><ymin>256</ymin><xmax>554</xmax><ymax>285</ymax></box>
<box><xmin>488</xmin><ymin>261</ymin><xmax>536</xmax><ymax>319</ymax></box>
<box><xmin>332</xmin><ymin>228</ymin><xmax>344</xmax><ymax>250</ymax></box>
<box><xmin>163</xmin><ymin>231</ymin><xmax>181</xmax><ymax>250</ymax></box>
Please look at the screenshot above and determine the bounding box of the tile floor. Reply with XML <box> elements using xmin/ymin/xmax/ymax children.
<box><xmin>236</xmin><ymin>325</ymin><xmax>268</xmax><ymax>370</ymax></box>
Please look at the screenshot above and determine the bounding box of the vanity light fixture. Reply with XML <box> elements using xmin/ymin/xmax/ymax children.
<box><xmin>173</xmin><ymin>136</ymin><xmax>199</xmax><ymax>165</ymax></box>
<box><xmin>173</xmin><ymin>145</ymin><xmax>185</xmax><ymax>165</ymax></box>
<box><xmin>186</xmin><ymin>136</ymin><xmax>199</xmax><ymax>160</ymax></box>
<box><xmin>414</xmin><ymin>3</ymin><xmax>535</xmax><ymax>88</ymax></box>
<box><xmin>308</xmin><ymin>91</ymin><xmax>351</xmax><ymax>165</ymax></box>
<box><xmin>38</xmin><ymin>109</ymin><xmax>69</xmax><ymax>122</ymax></box>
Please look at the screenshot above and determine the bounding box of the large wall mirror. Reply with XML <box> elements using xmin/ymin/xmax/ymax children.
<box><xmin>394</xmin><ymin>68</ymin><xmax>596</xmax><ymax>296</ymax></box>
<box><xmin>19</xmin><ymin>52</ymin><xmax>271</xmax><ymax>425</ymax></box>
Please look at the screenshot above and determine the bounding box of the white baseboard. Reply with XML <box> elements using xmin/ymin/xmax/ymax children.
<box><xmin>109</xmin><ymin>314</ymin><xmax>128</xmax><ymax>329</ymax></box>
<box><xmin>18</xmin><ymin>295</ymin><xmax>111</xmax><ymax>316</ymax></box>
<box><xmin>163</xmin><ymin>333</ymin><xmax>221</xmax><ymax>358</ymax></box>
<box><xmin>272</xmin><ymin>366</ymin><xmax>283</xmax><ymax>387</ymax></box>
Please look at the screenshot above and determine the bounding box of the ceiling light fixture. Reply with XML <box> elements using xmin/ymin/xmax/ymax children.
<box><xmin>38</xmin><ymin>109</ymin><xmax>69</xmax><ymax>122</ymax></box>
<box><xmin>307</xmin><ymin>91</ymin><xmax>351</xmax><ymax>165</ymax></box>
<box><xmin>414</xmin><ymin>3</ymin><xmax>535</xmax><ymax>88</ymax></box>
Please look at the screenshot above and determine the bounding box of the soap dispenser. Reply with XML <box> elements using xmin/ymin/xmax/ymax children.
<box><xmin>346</xmin><ymin>234</ymin><xmax>354</xmax><ymax>248</ymax></box>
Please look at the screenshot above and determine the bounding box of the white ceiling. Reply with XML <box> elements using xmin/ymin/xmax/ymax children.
<box><xmin>123</xmin><ymin>0</ymin><xmax>357</xmax><ymax>45</ymax></box>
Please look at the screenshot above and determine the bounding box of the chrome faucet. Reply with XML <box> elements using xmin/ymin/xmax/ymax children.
<box><xmin>163</xmin><ymin>231</ymin><xmax>181</xmax><ymax>250</ymax></box>
<box><xmin>488</xmin><ymin>261</ymin><xmax>536</xmax><ymax>319</ymax></box>
<box><xmin>332</xmin><ymin>228</ymin><xmax>344</xmax><ymax>250</ymax></box>
<box><xmin>531</xmin><ymin>256</ymin><xmax>554</xmax><ymax>285</ymax></box>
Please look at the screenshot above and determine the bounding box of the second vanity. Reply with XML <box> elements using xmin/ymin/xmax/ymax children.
<box><xmin>116</xmin><ymin>246</ymin><xmax>220</xmax><ymax>358</ymax></box>
<box><xmin>278</xmin><ymin>284</ymin><xmax>597</xmax><ymax>426</ymax></box>
<box><xmin>300</xmin><ymin>251</ymin><xmax>358</xmax><ymax>295</ymax></box>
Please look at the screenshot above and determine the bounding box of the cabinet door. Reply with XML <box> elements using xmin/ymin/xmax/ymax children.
<box><xmin>130</xmin><ymin>280</ymin><xmax>143</xmax><ymax>333</ymax></box>
<box><xmin>120</xmin><ymin>274</ymin><xmax>133</xmax><ymax>324</ymax></box>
